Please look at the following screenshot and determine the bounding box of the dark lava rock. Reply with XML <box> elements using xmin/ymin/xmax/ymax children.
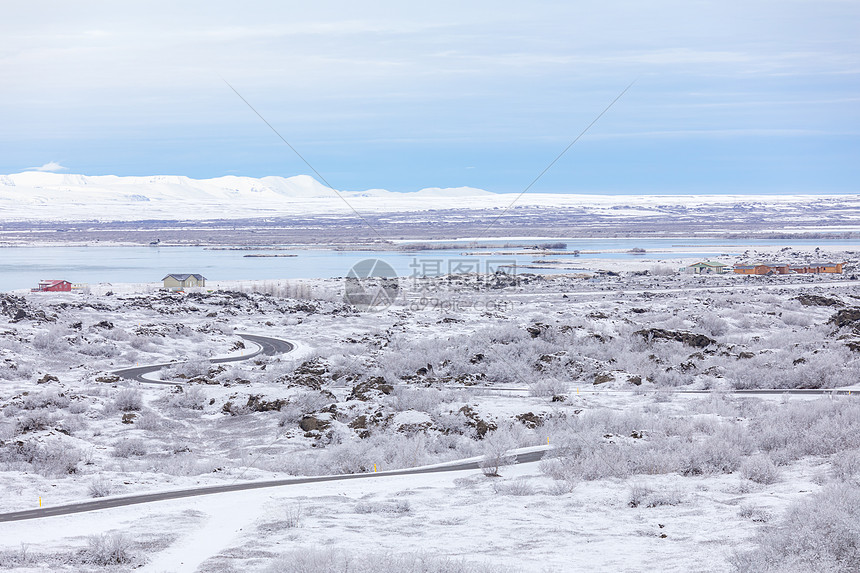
<box><xmin>300</xmin><ymin>415</ymin><xmax>330</xmax><ymax>432</ymax></box>
<box><xmin>635</xmin><ymin>328</ymin><xmax>715</xmax><ymax>348</ymax></box>
<box><xmin>593</xmin><ymin>373</ymin><xmax>614</xmax><ymax>385</ymax></box>
<box><xmin>795</xmin><ymin>294</ymin><xmax>844</xmax><ymax>307</ymax></box>
<box><xmin>829</xmin><ymin>308</ymin><xmax>860</xmax><ymax>330</ymax></box>
<box><xmin>458</xmin><ymin>405</ymin><xmax>496</xmax><ymax>438</ymax></box>
<box><xmin>350</xmin><ymin>377</ymin><xmax>394</xmax><ymax>401</ymax></box>
<box><xmin>37</xmin><ymin>374</ymin><xmax>59</xmax><ymax>384</ymax></box>
<box><xmin>516</xmin><ymin>412</ymin><xmax>544</xmax><ymax>429</ymax></box>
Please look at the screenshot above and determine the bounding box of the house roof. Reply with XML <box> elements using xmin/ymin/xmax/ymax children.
<box><xmin>39</xmin><ymin>280</ymin><xmax>70</xmax><ymax>285</ymax></box>
<box><xmin>162</xmin><ymin>273</ymin><xmax>206</xmax><ymax>281</ymax></box>
<box><xmin>789</xmin><ymin>262</ymin><xmax>841</xmax><ymax>267</ymax></box>
<box><xmin>689</xmin><ymin>261</ymin><xmax>727</xmax><ymax>267</ymax></box>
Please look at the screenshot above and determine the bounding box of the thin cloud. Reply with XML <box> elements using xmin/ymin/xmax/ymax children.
<box><xmin>29</xmin><ymin>161</ymin><xmax>68</xmax><ymax>172</ymax></box>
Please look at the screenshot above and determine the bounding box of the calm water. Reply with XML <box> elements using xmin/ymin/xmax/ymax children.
<box><xmin>0</xmin><ymin>238</ymin><xmax>852</xmax><ymax>292</ymax></box>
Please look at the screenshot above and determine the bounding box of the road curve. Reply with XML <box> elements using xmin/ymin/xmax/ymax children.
<box><xmin>112</xmin><ymin>333</ymin><xmax>294</xmax><ymax>384</ymax></box>
<box><xmin>0</xmin><ymin>450</ymin><xmax>546</xmax><ymax>523</ymax></box>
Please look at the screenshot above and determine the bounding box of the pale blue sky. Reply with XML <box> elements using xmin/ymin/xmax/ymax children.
<box><xmin>2</xmin><ymin>0</ymin><xmax>858</xmax><ymax>194</ymax></box>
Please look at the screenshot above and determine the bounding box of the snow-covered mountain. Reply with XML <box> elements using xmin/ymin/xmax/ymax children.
<box><xmin>0</xmin><ymin>171</ymin><xmax>857</xmax><ymax>223</ymax></box>
<box><xmin>0</xmin><ymin>172</ymin><xmax>499</xmax><ymax>221</ymax></box>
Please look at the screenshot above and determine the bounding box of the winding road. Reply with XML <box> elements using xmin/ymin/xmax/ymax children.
<box><xmin>0</xmin><ymin>450</ymin><xmax>546</xmax><ymax>523</ymax></box>
<box><xmin>113</xmin><ymin>333</ymin><xmax>294</xmax><ymax>384</ymax></box>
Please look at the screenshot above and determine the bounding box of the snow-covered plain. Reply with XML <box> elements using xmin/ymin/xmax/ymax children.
<box><xmin>1</xmin><ymin>258</ymin><xmax>860</xmax><ymax>572</ymax></box>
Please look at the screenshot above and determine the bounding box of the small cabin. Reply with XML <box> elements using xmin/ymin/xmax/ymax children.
<box><xmin>162</xmin><ymin>273</ymin><xmax>206</xmax><ymax>291</ymax></box>
<box><xmin>32</xmin><ymin>280</ymin><xmax>72</xmax><ymax>292</ymax></box>
<box><xmin>687</xmin><ymin>261</ymin><xmax>728</xmax><ymax>274</ymax></box>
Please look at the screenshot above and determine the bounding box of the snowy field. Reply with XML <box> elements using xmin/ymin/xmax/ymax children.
<box><xmin>1</xmin><ymin>256</ymin><xmax>860</xmax><ymax>572</ymax></box>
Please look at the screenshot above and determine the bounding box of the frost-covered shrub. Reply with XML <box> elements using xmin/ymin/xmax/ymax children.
<box><xmin>68</xmin><ymin>399</ymin><xmax>89</xmax><ymax>414</ymax></box>
<box><xmin>112</xmin><ymin>438</ymin><xmax>147</xmax><ymax>458</ymax></box>
<box><xmin>88</xmin><ymin>477</ymin><xmax>113</xmax><ymax>498</ymax></box>
<box><xmin>698</xmin><ymin>313</ymin><xmax>729</xmax><ymax>337</ymax></box>
<box><xmin>167</xmin><ymin>386</ymin><xmax>207</xmax><ymax>410</ymax></box>
<box><xmin>264</xmin><ymin>548</ymin><xmax>505</xmax><ymax>573</ymax></box>
<box><xmin>21</xmin><ymin>390</ymin><xmax>70</xmax><ymax>411</ymax></box>
<box><xmin>112</xmin><ymin>389</ymin><xmax>143</xmax><ymax>412</ymax></box>
<box><xmin>15</xmin><ymin>411</ymin><xmax>54</xmax><ymax>433</ymax></box>
<box><xmin>135</xmin><ymin>412</ymin><xmax>163</xmax><ymax>431</ymax></box>
<box><xmin>129</xmin><ymin>336</ymin><xmax>158</xmax><ymax>352</ymax></box>
<box><xmin>0</xmin><ymin>440</ymin><xmax>81</xmax><ymax>476</ymax></box>
<box><xmin>740</xmin><ymin>454</ymin><xmax>780</xmax><ymax>484</ymax></box>
<box><xmin>31</xmin><ymin>326</ymin><xmax>71</xmax><ymax>351</ymax></box>
<box><xmin>390</xmin><ymin>387</ymin><xmax>448</xmax><ymax>413</ymax></box>
<box><xmin>277</xmin><ymin>390</ymin><xmax>334</xmax><ymax>426</ymax></box>
<box><xmin>780</xmin><ymin>311</ymin><xmax>812</xmax><ymax>327</ymax></box>
<box><xmin>83</xmin><ymin>533</ymin><xmax>134</xmax><ymax>566</ymax></box>
<box><xmin>78</xmin><ymin>341</ymin><xmax>120</xmax><ymax>358</ymax></box>
<box><xmin>731</xmin><ymin>484</ymin><xmax>860</xmax><ymax>573</ymax></box>
<box><xmin>479</xmin><ymin>425</ymin><xmax>519</xmax><ymax>477</ymax></box>
<box><xmin>738</xmin><ymin>504</ymin><xmax>772</xmax><ymax>523</ymax></box>
<box><xmin>529</xmin><ymin>377</ymin><xmax>569</xmax><ymax>397</ymax></box>
<box><xmin>354</xmin><ymin>499</ymin><xmax>411</xmax><ymax>515</ymax></box>
<box><xmin>164</xmin><ymin>358</ymin><xmax>211</xmax><ymax>380</ymax></box>
<box><xmin>492</xmin><ymin>478</ymin><xmax>537</xmax><ymax>496</ymax></box>
<box><xmin>830</xmin><ymin>449</ymin><xmax>860</xmax><ymax>483</ymax></box>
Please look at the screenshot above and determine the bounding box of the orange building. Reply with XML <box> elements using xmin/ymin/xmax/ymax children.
<box><xmin>733</xmin><ymin>264</ymin><xmax>790</xmax><ymax>275</ymax></box>
<box><xmin>789</xmin><ymin>262</ymin><xmax>843</xmax><ymax>274</ymax></box>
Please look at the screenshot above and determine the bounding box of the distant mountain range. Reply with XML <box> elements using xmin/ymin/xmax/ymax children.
<box><xmin>0</xmin><ymin>171</ymin><xmax>857</xmax><ymax>223</ymax></box>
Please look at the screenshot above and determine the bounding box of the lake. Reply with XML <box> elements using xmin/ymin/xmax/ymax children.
<box><xmin>0</xmin><ymin>238</ymin><xmax>852</xmax><ymax>292</ymax></box>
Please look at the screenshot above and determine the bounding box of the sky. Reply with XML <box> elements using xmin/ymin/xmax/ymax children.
<box><xmin>1</xmin><ymin>0</ymin><xmax>859</xmax><ymax>194</ymax></box>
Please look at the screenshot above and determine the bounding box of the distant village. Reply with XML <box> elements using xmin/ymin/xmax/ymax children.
<box><xmin>27</xmin><ymin>259</ymin><xmax>847</xmax><ymax>294</ymax></box>
<box><xmin>685</xmin><ymin>261</ymin><xmax>844</xmax><ymax>275</ymax></box>
<box><xmin>31</xmin><ymin>274</ymin><xmax>207</xmax><ymax>293</ymax></box>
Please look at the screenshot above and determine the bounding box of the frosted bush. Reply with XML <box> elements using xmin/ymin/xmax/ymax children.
<box><xmin>738</xmin><ymin>504</ymin><xmax>772</xmax><ymax>523</ymax></box>
<box><xmin>112</xmin><ymin>389</ymin><xmax>143</xmax><ymax>411</ymax></box>
<box><xmin>264</xmin><ymin>548</ymin><xmax>505</xmax><ymax>573</ymax></box>
<box><xmin>479</xmin><ymin>425</ymin><xmax>519</xmax><ymax>477</ymax></box>
<box><xmin>780</xmin><ymin>311</ymin><xmax>812</xmax><ymax>327</ymax></box>
<box><xmin>277</xmin><ymin>390</ymin><xmax>333</xmax><ymax>426</ymax></box>
<box><xmin>83</xmin><ymin>533</ymin><xmax>134</xmax><ymax>566</ymax></box>
<box><xmin>740</xmin><ymin>454</ymin><xmax>780</xmax><ymax>484</ymax></box>
<box><xmin>391</xmin><ymin>387</ymin><xmax>450</xmax><ymax>413</ymax></box>
<box><xmin>1</xmin><ymin>440</ymin><xmax>81</xmax><ymax>476</ymax></box>
<box><xmin>167</xmin><ymin>386</ymin><xmax>207</xmax><ymax>410</ymax></box>
<box><xmin>165</xmin><ymin>358</ymin><xmax>211</xmax><ymax>380</ymax></box>
<box><xmin>135</xmin><ymin>412</ymin><xmax>163</xmax><ymax>431</ymax></box>
<box><xmin>493</xmin><ymin>478</ymin><xmax>537</xmax><ymax>496</ymax></box>
<box><xmin>830</xmin><ymin>449</ymin><xmax>860</xmax><ymax>483</ymax></box>
<box><xmin>698</xmin><ymin>313</ymin><xmax>729</xmax><ymax>337</ymax></box>
<box><xmin>68</xmin><ymin>399</ymin><xmax>89</xmax><ymax>414</ymax></box>
<box><xmin>78</xmin><ymin>341</ymin><xmax>120</xmax><ymax>358</ymax></box>
<box><xmin>21</xmin><ymin>390</ymin><xmax>70</xmax><ymax>411</ymax></box>
<box><xmin>529</xmin><ymin>377</ymin><xmax>569</xmax><ymax>397</ymax></box>
<box><xmin>112</xmin><ymin>438</ymin><xmax>147</xmax><ymax>458</ymax></box>
<box><xmin>88</xmin><ymin>477</ymin><xmax>113</xmax><ymax>498</ymax></box>
<box><xmin>731</xmin><ymin>484</ymin><xmax>860</xmax><ymax>573</ymax></box>
<box><xmin>31</xmin><ymin>326</ymin><xmax>71</xmax><ymax>351</ymax></box>
<box><xmin>354</xmin><ymin>499</ymin><xmax>411</xmax><ymax>514</ymax></box>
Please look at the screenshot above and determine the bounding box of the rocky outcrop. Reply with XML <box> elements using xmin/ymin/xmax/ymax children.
<box><xmin>634</xmin><ymin>328</ymin><xmax>715</xmax><ymax>348</ymax></box>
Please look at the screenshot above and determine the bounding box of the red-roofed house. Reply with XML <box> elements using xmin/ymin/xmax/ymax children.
<box><xmin>33</xmin><ymin>280</ymin><xmax>72</xmax><ymax>292</ymax></box>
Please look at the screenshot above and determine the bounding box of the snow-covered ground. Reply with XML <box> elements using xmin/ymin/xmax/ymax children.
<box><xmin>1</xmin><ymin>262</ymin><xmax>859</xmax><ymax>571</ymax></box>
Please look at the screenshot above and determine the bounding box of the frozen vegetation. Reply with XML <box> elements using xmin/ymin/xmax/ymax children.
<box><xmin>1</xmin><ymin>259</ymin><xmax>859</xmax><ymax>571</ymax></box>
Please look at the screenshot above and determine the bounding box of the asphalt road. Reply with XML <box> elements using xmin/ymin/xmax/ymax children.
<box><xmin>112</xmin><ymin>333</ymin><xmax>294</xmax><ymax>384</ymax></box>
<box><xmin>453</xmin><ymin>386</ymin><xmax>859</xmax><ymax>396</ymax></box>
<box><xmin>0</xmin><ymin>450</ymin><xmax>546</xmax><ymax>523</ymax></box>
